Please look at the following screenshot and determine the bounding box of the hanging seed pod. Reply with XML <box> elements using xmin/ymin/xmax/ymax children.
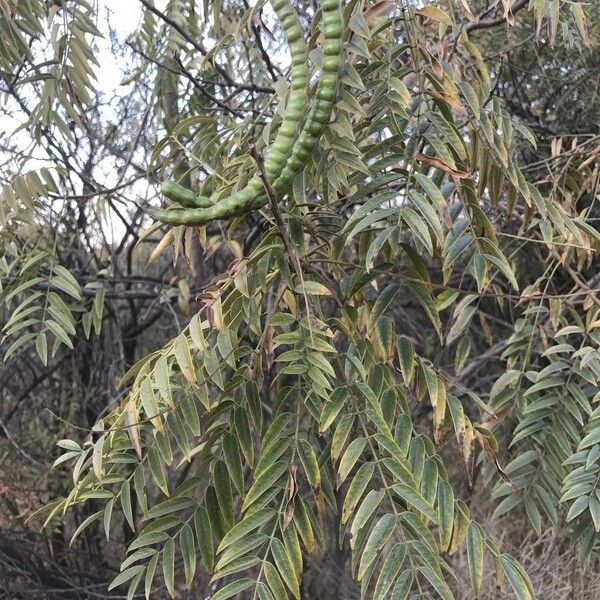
<box><xmin>153</xmin><ymin>0</ymin><xmax>310</xmax><ymax>224</ymax></box>
<box><xmin>271</xmin><ymin>0</ymin><xmax>344</xmax><ymax>190</ymax></box>
<box><xmin>150</xmin><ymin>0</ymin><xmax>343</xmax><ymax>226</ymax></box>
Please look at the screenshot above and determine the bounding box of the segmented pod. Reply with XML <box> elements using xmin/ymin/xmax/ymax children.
<box><xmin>151</xmin><ymin>0</ymin><xmax>343</xmax><ymax>226</ymax></box>
<box><xmin>263</xmin><ymin>0</ymin><xmax>308</xmax><ymax>180</ymax></box>
<box><xmin>267</xmin><ymin>0</ymin><xmax>343</xmax><ymax>193</ymax></box>
<box><xmin>153</xmin><ymin>0</ymin><xmax>313</xmax><ymax>225</ymax></box>
<box><xmin>161</xmin><ymin>181</ymin><xmax>214</xmax><ymax>208</ymax></box>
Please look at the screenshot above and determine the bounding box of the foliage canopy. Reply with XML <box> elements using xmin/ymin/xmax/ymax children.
<box><xmin>0</xmin><ymin>0</ymin><xmax>599</xmax><ymax>598</ymax></box>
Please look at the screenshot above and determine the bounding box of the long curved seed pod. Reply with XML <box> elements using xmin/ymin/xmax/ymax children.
<box><xmin>153</xmin><ymin>0</ymin><xmax>308</xmax><ymax>223</ymax></box>
<box><xmin>263</xmin><ymin>0</ymin><xmax>308</xmax><ymax>181</ymax></box>
<box><xmin>243</xmin><ymin>0</ymin><xmax>344</xmax><ymax>211</ymax></box>
<box><xmin>271</xmin><ymin>0</ymin><xmax>343</xmax><ymax>190</ymax></box>
<box><xmin>150</xmin><ymin>0</ymin><xmax>343</xmax><ymax>226</ymax></box>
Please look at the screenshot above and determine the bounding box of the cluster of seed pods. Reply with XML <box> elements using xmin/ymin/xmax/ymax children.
<box><xmin>149</xmin><ymin>0</ymin><xmax>343</xmax><ymax>226</ymax></box>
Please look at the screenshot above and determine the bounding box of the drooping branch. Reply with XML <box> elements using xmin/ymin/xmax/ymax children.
<box><xmin>465</xmin><ymin>0</ymin><xmax>529</xmax><ymax>32</ymax></box>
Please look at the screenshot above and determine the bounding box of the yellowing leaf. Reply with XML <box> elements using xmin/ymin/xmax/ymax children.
<box><xmin>148</xmin><ymin>228</ymin><xmax>173</xmax><ymax>265</ymax></box>
<box><xmin>571</xmin><ymin>3</ymin><xmax>590</xmax><ymax>47</ymax></box>
<box><xmin>417</xmin><ymin>6</ymin><xmax>452</xmax><ymax>25</ymax></box>
<box><xmin>295</xmin><ymin>280</ymin><xmax>331</xmax><ymax>296</ymax></box>
<box><xmin>174</xmin><ymin>334</ymin><xmax>196</xmax><ymax>384</ymax></box>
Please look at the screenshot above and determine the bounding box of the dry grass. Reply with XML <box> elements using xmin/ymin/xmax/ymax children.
<box><xmin>450</xmin><ymin>484</ymin><xmax>600</xmax><ymax>600</ymax></box>
<box><xmin>297</xmin><ymin>480</ymin><xmax>600</xmax><ymax>600</ymax></box>
<box><xmin>464</xmin><ymin>517</ymin><xmax>600</xmax><ymax>600</ymax></box>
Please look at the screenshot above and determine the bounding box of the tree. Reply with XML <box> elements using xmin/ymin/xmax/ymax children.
<box><xmin>0</xmin><ymin>0</ymin><xmax>598</xmax><ymax>598</ymax></box>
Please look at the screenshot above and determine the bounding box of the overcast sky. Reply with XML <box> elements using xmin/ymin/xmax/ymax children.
<box><xmin>6</xmin><ymin>1</ymin><xmax>251</xmax><ymax>243</ymax></box>
<box><xmin>97</xmin><ymin>1</ymin><xmax>143</xmax><ymax>92</ymax></box>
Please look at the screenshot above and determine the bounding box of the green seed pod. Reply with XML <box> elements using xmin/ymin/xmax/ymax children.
<box><xmin>263</xmin><ymin>0</ymin><xmax>308</xmax><ymax>181</ymax></box>
<box><xmin>152</xmin><ymin>0</ymin><xmax>343</xmax><ymax>226</ymax></box>
<box><xmin>161</xmin><ymin>181</ymin><xmax>213</xmax><ymax>208</ymax></box>
<box><xmin>270</xmin><ymin>0</ymin><xmax>344</xmax><ymax>191</ymax></box>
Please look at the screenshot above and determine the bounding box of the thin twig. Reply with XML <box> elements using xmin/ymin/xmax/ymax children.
<box><xmin>138</xmin><ymin>0</ymin><xmax>273</xmax><ymax>94</ymax></box>
<box><xmin>0</xmin><ymin>415</ymin><xmax>43</xmax><ymax>466</ymax></box>
<box><xmin>250</xmin><ymin>147</ymin><xmax>315</xmax><ymax>341</ymax></box>
<box><xmin>465</xmin><ymin>0</ymin><xmax>529</xmax><ymax>32</ymax></box>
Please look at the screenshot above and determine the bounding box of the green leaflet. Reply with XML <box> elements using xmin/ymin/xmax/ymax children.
<box><xmin>351</xmin><ymin>489</ymin><xmax>385</xmax><ymax>545</ymax></box>
<box><xmin>162</xmin><ymin>538</ymin><xmax>175</xmax><ymax>598</ymax></box>
<box><xmin>342</xmin><ymin>462</ymin><xmax>375</xmax><ymax>524</ymax></box>
<box><xmin>180</xmin><ymin>523</ymin><xmax>196</xmax><ymax>588</ymax></box>
<box><xmin>222</xmin><ymin>432</ymin><xmax>246</xmax><ymax>497</ymax></box>
<box><xmin>264</xmin><ymin>560</ymin><xmax>288</xmax><ymax>599</ymax></box>
<box><xmin>214</xmin><ymin>459</ymin><xmax>235</xmax><ymax>528</ymax></box>
<box><xmin>242</xmin><ymin>460</ymin><xmax>288</xmax><ymax>511</ymax></box>
<box><xmin>370</xmin><ymin>283</ymin><xmax>400</xmax><ymax>328</ymax></box>
<box><xmin>437</xmin><ymin>480</ymin><xmax>454</xmax><ymax>552</ymax></box>
<box><xmin>337</xmin><ymin>437</ymin><xmax>367</xmax><ymax>488</ymax></box>
<box><xmin>272</xmin><ymin>538</ymin><xmax>301</xmax><ymax>599</ymax></box>
<box><xmin>320</xmin><ymin>386</ymin><xmax>348</xmax><ymax>432</ymax></box>
<box><xmin>194</xmin><ymin>506</ymin><xmax>215</xmax><ymax>573</ymax></box>
<box><xmin>373</xmin><ymin>543</ymin><xmax>406</xmax><ymax>600</ymax></box>
<box><xmin>392</xmin><ymin>483</ymin><xmax>437</xmax><ymax>523</ymax></box>
<box><xmin>500</xmin><ymin>554</ymin><xmax>535</xmax><ymax>600</ymax></box>
<box><xmin>466</xmin><ymin>522</ymin><xmax>484</xmax><ymax>595</ymax></box>
<box><xmin>108</xmin><ymin>565</ymin><xmax>145</xmax><ymax>592</ymax></box>
<box><xmin>358</xmin><ymin>514</ymin><xmax>397</xmax><ymax>580</ymax></box>
<box><xmin>211</xmin><ymin>579</ymin><xmax>255</xmax><ymax>600</ymax></box>
<box><xmin>297</xmin><ymin>438</ymin><xmax>321</xmax><ymax>490</ymax></box>
<box><xmin>217</xmin><ymin>508</ymin><xmax>276</xmax><ymax>553</ymax></box>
